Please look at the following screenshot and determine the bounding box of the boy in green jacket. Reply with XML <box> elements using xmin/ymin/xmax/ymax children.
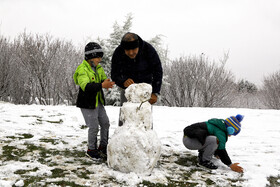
<box><xmin>183</xmin><ymin>114</ymin><xmax>244</xmax><ymax>173</ymax></box>
<box><xmin>73</xmin><ymin>42</ymin><xmax>115</xmax><ymax>159</ymax></box>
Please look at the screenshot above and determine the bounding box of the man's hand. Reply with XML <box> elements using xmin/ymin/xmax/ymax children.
<box><xmin>149</xmin><ymin>93</ymin><xmax>158</xmax><ymax>104</ymax></box>
<box><xmin>102</xmin><ymin>79</ymin><xmax>115</xmax><ymax>90</ymax></box>
<box><xmin>230</xmin><ymin>163</ymin><xmax>244</xmax><ymax>173</ymax></box>
<box><xmin>124</xmin><ymin>78</ymin><xmax>134</xmax><ymax>88</ymax></box>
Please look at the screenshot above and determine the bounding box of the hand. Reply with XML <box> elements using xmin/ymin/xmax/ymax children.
<box><xmin>102</xmin><ymin>79</ymin><xmax>115</xmax><ymax>90</ymax></box>
<box><xmin>124</xmin><ymin>78</ymin><xmax>134</xmax><ymax>88</ymax></box>
<box><xmin>230</xmin><ymin>163</ymin><xmax>244</xmax><ymax>173</ymax></box>
<box><xmin>149</xmin><ymin>93</ymin><xmax>158</xmax><ymax>104</ymax></box>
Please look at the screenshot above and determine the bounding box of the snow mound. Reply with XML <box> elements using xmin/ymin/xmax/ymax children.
<box><xmin>107</xmin><ymin>126</ymin><xmax>161</xmax><ymax>174</ymax></box>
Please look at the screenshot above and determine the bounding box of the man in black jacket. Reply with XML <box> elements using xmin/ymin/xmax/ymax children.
<box><xmin>111</xmin><ymin>32</ymin><xmax>163</xmax><ymax>105</ymax></box>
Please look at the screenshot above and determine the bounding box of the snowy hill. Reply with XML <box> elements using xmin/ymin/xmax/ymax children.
<box><xmin>0</xmin><ymin>102</ymin><xmax>280</xmax><ymax>186</ymax></box>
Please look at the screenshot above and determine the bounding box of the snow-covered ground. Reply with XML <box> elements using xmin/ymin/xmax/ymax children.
<box><xmin>0</xmin><ymin>101</ymin><xmax>280</xmax><ymax>186</ymax></box>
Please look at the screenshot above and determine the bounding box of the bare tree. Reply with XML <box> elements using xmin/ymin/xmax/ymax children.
<box><xmin>14</xmin><ymin>32</ymin><xmax>60</xmax><ymax>104</ymax></box>
<box><xmin>0</xmin><ymin>35</ymin><xmax>12</xmax><ymax>101</ymax></box>
<box><xmin>0</xmin><ymin>32</ymin><xmax>82</xmax><ymax>105</ymax></box>
<box><xmin>161</xmin><ymin>54</ymin><xmax>236</xmax><ymax>107</ymax></box>
<box><xmin>260</xmin><ymin>71</ymin><xmax>280</xmax><ymax>109</ymax></box>
<box><xmin>161</xmin><ymin>56</ymin><xmax>202</xmax><ymax>107</ymax></box>
<box><xmin>53</xmin><ymin>41</ymin><xmax>83</xmax><ymax>105</ymax></box>
<box><xmin>0</xmin><ymin>35</ymin><xmax>31</xmax><ymax>104</ymax></box>
<box><xmin>197</xmin><ymin>54</ymin><xmax>236</xmax><ymax>107</ymax></box>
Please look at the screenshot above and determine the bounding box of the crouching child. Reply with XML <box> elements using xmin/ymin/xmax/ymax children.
<box><xmin>182</xmin><ymin>114</ymin><xmax>244</xmax><ymax>173</ymax></box>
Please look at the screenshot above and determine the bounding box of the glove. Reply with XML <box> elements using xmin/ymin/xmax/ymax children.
<box><xmin>149</xmin><ymin>93</ymin><xmax>158</xmax><ymax>104</ymax></box>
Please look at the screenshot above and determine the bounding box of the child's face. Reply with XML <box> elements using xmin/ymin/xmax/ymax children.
<box><xmin>88</xmin><ymin>57</ymin><xmax>102</xmax><ymax>66</ymax></box>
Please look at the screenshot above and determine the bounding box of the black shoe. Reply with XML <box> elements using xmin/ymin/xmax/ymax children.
<box><xmin>86</xmin><ymin>149</ymin><xmax>101</xmax><ymax>159</ymax></box>
<box><xmin>198</xmin><ymin>160</ymin><xmax>218</xmax><ymax>169</ymax></box>
<box><xmin>198</xmin><ymin>151</ymin><xmax>203</xmax><ymax>162</ymax></box>
<box><xmin>98</xmin><ymin>145</ymin><xmax>107</xmax><ymax>159</ymax></box>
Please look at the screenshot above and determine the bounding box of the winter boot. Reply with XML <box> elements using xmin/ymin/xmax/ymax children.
<box><xmin>198</xmin><ymin>160</ymin><xmax>218</xmax><ymax>169</ymax></box>
<box><xmin>98</xmin><ymin>145</ymin><xmax>107</xmax><ymax>159</ymax></box>
<box><xmin>86</xmin><ymin>149</ymin><xmax>101</xmax><ymax>159</ymax></box>
<box><xmin>198</xmin><ymin>150</ymin><xmax>203</xmax><ymax>163</ymax></box>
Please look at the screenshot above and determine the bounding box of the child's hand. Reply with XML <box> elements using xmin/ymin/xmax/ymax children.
<box><xmin>102</xmin><ymin>79</ymin><xmax>115</xmax><ymax>89</ymax></box>
<box><xmin>230</xmin><ymin>163</ymin><xmax>244</xmax><ymax>173</ymax></box>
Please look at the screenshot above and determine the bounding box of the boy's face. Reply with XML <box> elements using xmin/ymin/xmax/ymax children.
<box><xmin>87</xmin><ymin>57</ymin><xmax>102</xmax><ymax>67</ymax></box>
<box><xmin>124</xmin><ymin>48</ymin><xmax>139</xmax><ymax>59</ymax></box>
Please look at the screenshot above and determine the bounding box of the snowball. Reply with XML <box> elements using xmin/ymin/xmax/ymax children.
<box><xmin>125</xmin><ymin>83</ymin><xmax>152</xmax><ymax>103</ymax></box>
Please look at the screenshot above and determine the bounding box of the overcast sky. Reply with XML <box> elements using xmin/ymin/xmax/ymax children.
<box><xmin>1</xmin><ymin>0</ymin><xmax>280</xmax><ymax>86</ymax></box>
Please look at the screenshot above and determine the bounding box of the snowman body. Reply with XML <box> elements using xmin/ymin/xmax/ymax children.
<box><xmin>107</xmin><ymin>83</ymin><xmax>161</xmax><ymax>174</ymax></box>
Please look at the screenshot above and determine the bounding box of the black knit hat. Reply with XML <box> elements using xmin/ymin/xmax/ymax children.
<box><xmin>84</xmin><ymin>42</ymin><xmax>104</xmax><ymax>60</ymax></box>
<box><xmin>120</xmin><ymin>32</ymin><xmax>139</xmax><ymax>50</ymax></box>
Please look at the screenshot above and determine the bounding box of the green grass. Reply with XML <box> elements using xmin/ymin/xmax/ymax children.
<box><xmin>20</xmin><ymin>115</ymin><xmax>42</xmax><ymax>118</ymax></box>
<box><xmin>45</xmin><ymin>181</ymin><xmax>85</xmax><ymax>187</ymax></box>
<box><xmin>51</xmin><ymin>168</ymin><xmax>67</xmax><ymax>178</ymax></box>
<box><xmin>80</xmin><ymin>125</ymin><xmax>88</xmax><ymax>129</ymax></box>
<box><xmin>267</xmin><ymin>175</ymin><xmax>280</xmax><ymax>187</ymax></box>
<box><xmin>71</xmin><ymin>168</ymin><xmax>91</xmax><ymax>179</ymax></box>
<box><xmin>6</xmin><ymin>133</ymin><xmax>34</xmax><ymax>140</ymax></box>
<box><xmin>1</xmin><ymin>134</ymin><xmax>248</xmax><ymax>187</ymax></box>
<box><xmin>39</xmin><ymin>138</ymin><xmax>60</xmax><ymax>145</ymax></box>
<box><xmin>175</xmin><ymin>154</ymin><xmax>197</xmax><ymax>167</ymax></box>
<box><xmin>20</xmin><ymin>114</ymin><xmax>63</xmax><ymax>124</ymax></box>
<box><xmin>37</xmin><ymin>118</ymin><xmax>63</xmax><ymax>124</ymax></box>
<box><xmin>14</xmin><ymin>167</ymin><xmax>39</xmax><ymax>175</ymax></box>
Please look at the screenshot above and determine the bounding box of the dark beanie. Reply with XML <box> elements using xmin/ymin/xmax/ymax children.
<box><xmin>120</xmin><ymin>33</ymin><xmax>139</xmax><ymax>50</ymax></box>
<box><xmin>85</xmin><ymin>42</ymin><xmax>104</xmax><ymax>60</ymax></box>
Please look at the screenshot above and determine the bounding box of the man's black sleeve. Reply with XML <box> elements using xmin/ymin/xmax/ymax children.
<box><xmin>146</xmin><ymin>43</ymin><xmax>163</xmax><ymax>94</ymax></box>
<box><xmin>111</xmin><ymin>48</ymin><xmax>127</xmax><ymax>89</ymax></box>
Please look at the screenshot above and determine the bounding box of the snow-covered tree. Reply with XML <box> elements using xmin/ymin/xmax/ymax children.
<box><xmin>238</xmin><ymin>79</ymin><xmax>257</xmax><ymax>94</ymax></box>
<box><xmin>161</xmin><ymin>54</ymin><xmax>236</xmax><ymax>107</ymax></box>
<box><xmin>260</xmin><ymin>71</ymin><xmax>280</xmax><ymax>109</ymax></box>
<box><xmin>0</xmin><ymin>35</ymin><xmax>13</xmax><ymax>101</ymax></box>
<box><xmin>12</xmin><ymin>32</ymin><xmax>82</xmax><ymax>105</ymax></box>
<box><xmin>230</xmin><ymin>79</ymin><xmax>262</xmax><ymax>109</ymax></box>
<box><xmin>100</xmin><ymin>13</ymin><xmax>134</xmax><ymax>105</ymax></box>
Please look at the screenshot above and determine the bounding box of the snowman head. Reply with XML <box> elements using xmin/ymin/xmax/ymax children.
<box><xmin>125</xmin><ymin>83</ymin><xmax>152</xmax><ymax>103</ymax></box>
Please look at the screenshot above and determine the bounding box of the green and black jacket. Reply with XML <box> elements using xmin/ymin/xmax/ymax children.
<box><xmin>73</xmin><ymin>60</ymin><xmax>107</xmax><ymax>109</ymax></box>
<box><xmin>184</xmin><ymin>119</ymin><xmax>232</xmax><ymax>166</ymax></box>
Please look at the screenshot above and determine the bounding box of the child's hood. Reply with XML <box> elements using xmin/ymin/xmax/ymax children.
<box><xmin>207</xmin><ymin>118</ymin><xmax>227</xmax><ymax>132</ymax></box>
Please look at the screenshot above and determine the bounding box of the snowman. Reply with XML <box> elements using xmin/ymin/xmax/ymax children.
<box><xmin>107</xmin><ymin>83</ymin><xmax>161</xmax><ymax>174</ymax></box>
